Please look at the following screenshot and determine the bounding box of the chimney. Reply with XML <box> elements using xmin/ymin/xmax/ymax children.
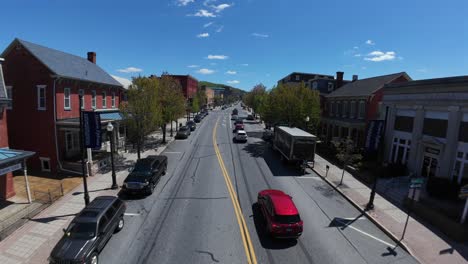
<box><xmin>352</xmin><ymin>75</ymin><xmax>358</xmax><ymax>82</ymax></box>
<box><xmin>87</xmin><ymin>52</ymin><xmax>96</xmax><ymax>64</ymax></box>
<box><xmin>336</xmin><ymin>71</ymin><xmax>344</xmax><ymax>88</ymax></box>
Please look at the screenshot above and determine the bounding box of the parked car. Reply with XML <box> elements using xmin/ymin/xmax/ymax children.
<box><xmin>233</xmin><ymin>123</ymin><xmax>245</xmax><ymax>132</ymax></box>
<box><xmin>262</xmin><ymin>129</ymin><xmax>274</xmax><ymax>142</ymax></box>
<box><xmin>234</xmin><ymin>119</ymin><xmax>244</xmax><ymax>125</ymax></box>
<box><xmin>175</xmin><ymin>126</ymin><xmax>191</xmax><ymax>139</ymax></box>
<box><xmin>186</xmin><ymin>120</ymin><xmax>196</xmax><ymax>131</ymax></box>
<box><xmin>232</xmin><ymin>108</ymin><xmax>239</xmax><ymax>115</ymax></box>
<box><xmin>194</xmin><ymin>115</ymin><xmax>202</xmax><ymax>123</ymax></box>
<box><xmin>234</xmin><ymin>130</ymin><xmax>248</xmax><ymax>143</ymax></box>
<box><xmin>48</xmin><ymin>196</ymin><xmax>126</xmax><ymax>264</ymax></box>
<box><xmin>123</xmin><ymin>155</ymin><xmax>168</xmax><ymax>195</ymax></box>
<box><xmin>231</xmin><ymin>114</ymin><xmax>238</xmax><ymax>120</ymax></box>
<box><xmin>247</xmin><ymin>114</ymin><xmax>255</xmax><ymax>120</ymax></box>
<box><xmin>257</xmin><ymin>189</ymin><xmax>303</xmax><ymax>239</ymax></box>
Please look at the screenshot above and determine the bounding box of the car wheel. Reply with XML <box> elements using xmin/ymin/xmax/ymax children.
<box><xmin>115</xmin><ymin>216</ymin><xmax>124</xmax><ymax>233</ymax></box>
<box><xmin>149</xmin><ymin>182</ymin><xmax>155</xmax><ymax>194</ymax></box>
<box><xmin>163</xmin><ymin>166</ymin><xmax>167</xmax><ymax>175</ymax></box>
<box><xmin>88</xmin><ymin>252</ymin><xmax>98</xmax><ymax>264</ymax></box>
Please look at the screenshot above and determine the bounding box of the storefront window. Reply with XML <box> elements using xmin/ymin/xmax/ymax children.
<box><xmin>452</xmin><ymin>149</ymin><xmax>468</xmax><ymax>184</ymax></box>
<box><xmin>389</xmin><ymin>136</ymin><xmax>411</xmax><ymax>164</ymax></box>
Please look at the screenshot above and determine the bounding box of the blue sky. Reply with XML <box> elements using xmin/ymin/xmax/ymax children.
<box><xmin>1</xmin><ymin>0</ymin><xmax>467</xmax><ymax>90</ymax></box>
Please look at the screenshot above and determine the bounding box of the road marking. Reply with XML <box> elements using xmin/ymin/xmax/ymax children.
<box><xmin>335</xmin><ymin>219</ymin><xmax>395</xmax><ymax>247</ymax></box>
<box><xmin>213</xmin><ymin>117</ymin><xmax>257</xmax><ymax>264</ymax></box>
<box><xmin>297</xmin><ymin>176</ymin><xmax>321</xmax><ymax>179</ymax></box>
<box><xmin>124</xmin><ymin>213</ymin><xmax>140</xmax><ymax>216</ymax></box>
<box><xmin>342</xmin><ymin>217</ymin><xmax>366</xmax><ymax>220</ymax></box>
<box><xmin>164</xmin><ymin>152</ymin><xmax>182</xmax><ymax>154</ymax></box>
<box><xmin>229</xmin><ymin>120</ymin><xmax>232</xmax><ymax>129</ymax></box>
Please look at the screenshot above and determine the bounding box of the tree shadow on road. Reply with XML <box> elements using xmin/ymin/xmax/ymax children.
<box><xmin>251</xmin><ymin>203</ymin><xmax>298</xmax><ymax>250</ymax></box>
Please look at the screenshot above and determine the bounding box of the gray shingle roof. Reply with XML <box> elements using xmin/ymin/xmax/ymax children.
<box><xmin>0</xmin><ymin>62</ymin><xmax>6</xmax><ymax>99</ymax></box>
<box><xmin>7</xmin><ymin>39</ymin><xmax>122</xmax><ymax>87</ymax></box>
<box><xmin>326</xmin><ymin>72</ymin><xmax>410</xmax><ymax>98</ymax></box>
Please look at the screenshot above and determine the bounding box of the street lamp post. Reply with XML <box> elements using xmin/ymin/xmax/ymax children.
<box><xmin>79</xmin><ymin>98</ymin><xmax>90</xmax><ymax>205</ymax></box>
<box><xmin>305</xmin><ymin>116</ymin><xmax>310</xmax><ymax>131</ymax></box>
<box><xmin>107</xmin><ymin>122</ymin><xmax>118</xmax><ymax>190</ymax></box>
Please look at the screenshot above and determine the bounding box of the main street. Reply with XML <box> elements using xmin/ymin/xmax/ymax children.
<box><xmin>99</xmin><ymin>105</ymin><xmax>418</xmax><ymax>264</ymax></box>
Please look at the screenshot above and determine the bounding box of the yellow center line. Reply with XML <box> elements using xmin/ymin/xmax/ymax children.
<box><xmin>212</xmin><ymin>117</ymin><xmax>257</xmax><ymax>264</ymax></box>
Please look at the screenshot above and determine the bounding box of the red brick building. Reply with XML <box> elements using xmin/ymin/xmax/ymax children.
<box><xmin>168</xmin><ymin>75</ymin><xmax>198</xmax><ymax>99</ymax></box>
<box><xmin>1</xmin><ymin>39</ymin><xmax>124</xmax><ymax>174</ymax></box>
<box><xmin>320</xmin><ymin>72</ymin><xmax>411</xmax><ymax>147</ymax></box>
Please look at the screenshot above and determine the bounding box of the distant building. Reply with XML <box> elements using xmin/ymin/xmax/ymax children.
<box><xmin>204</xmin><ymin>87</ymin><xmax>214</xmax><ymax>107</ymax></box>
<box><xmin>1</xmin><ymin>38</ymin><xmax>125</xmax><ymax>174</ymax></box>
<box><xmin>166</xmin><ymin>75</ymin><xmax>198</xmax><ymax>100</ymax></box>
<box><xmin>382</xmin><ymin>76</ymin><xmax>468</xmax><ymax>182</ymax></box>
<box><xmin>321</xmin><ymin>72</ymin><xmax>411</xmax><ymax>147</ymax></box>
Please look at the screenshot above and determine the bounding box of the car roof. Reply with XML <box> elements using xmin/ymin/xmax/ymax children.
<box><xmin>237</xmin><ymin>130</ymin><xmax>246</xmax><ymax>133</ymax></box>
<box><xmin>262</xmin><ymin>190</ymin><xmax>298</xmax><ymax>215</ymax></box>
<box><xmin>75</xmin><ymin>196</ymin><xmax>117</xmax><ymax>222</ymax></box>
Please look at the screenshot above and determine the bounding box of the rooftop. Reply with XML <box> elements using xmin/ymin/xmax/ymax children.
<box><xmin>277</xmin><ymin>126</ymin><xmax>317</xmax><ymax>138</ymax></box>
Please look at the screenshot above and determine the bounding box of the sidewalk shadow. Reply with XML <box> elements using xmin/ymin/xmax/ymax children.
<box><xmin>72</xmin><ymin>187</ymin><xmax>113</xmax><ymax>196</ymax></box>
<box><xmin>242</xmin><ymin>141</ymin><xmax>302</xmax><ymax>177</ymax></box>
<box><xmin>117</xmin><ymin>190</ymin><xmax>148</xmax><ymax>201</ymax></box>
<box><xmin>30</xmin><ymin>213</ymin><xmax>77</xmax><ymax>223</ymax></box>
<box><xmin>251</xmin><ymin>203</ymin><xmax>298</xmax><ymax>249</ymax></box>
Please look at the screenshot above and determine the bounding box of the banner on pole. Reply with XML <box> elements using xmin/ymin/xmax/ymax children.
<box><xmin>83</xmin><ymin>112</ymin><xmax>102</xmax><ymax>149</ymax></box>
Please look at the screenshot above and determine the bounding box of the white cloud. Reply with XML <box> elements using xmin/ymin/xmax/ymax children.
<box><xmin>241</xmin><ymin>63</ymin><xmax>248</xmax><ymax>66</ymax></box>
<box><xmin>196</xmin><ymin>68</ymin><xmax>215</xmax><ymax>74</ymax></box>
<box><xmin>207</xmin><ymin>54</ymin><xmax>228</xmax><ymax>60</ymax></box>
<box><xmin>190</xmin><ymin>9</ymin><xmax>216</xmax><ymax>17</ymax></box>
<box><xmin>117</xmin><ymin>67</ymin><xmax>143</xmax><ymax>73</ymax></box>
<box><xmin>364</xmin><ymin>51</ymin><xmax>396</xmax><ymax>62</ymax></box>
<box><xmin>177</xmin><ymin>0</ymin><xmax>194</xmax><ymax>6</ymax></box>
<box><xmin>212</xmin><ymin>3</ymin><xmax>232</xmax><ymax>13</ymax></box>
<box><xmin>204</xmin><ymin>22</ymin><xmax>214</xmax><ymax>28</ymax></box>
<box><xmin>216</xmin><ymin>25</ymin><xmax>224</xmax><ymax>33</ymax></box>
<box><xmin>252</xmin><ymin>33</ymin><xmax>269</xmax><ymax>38</ymax></box>
<box><xmin>227</xmin><ymin>80</ymin><xmax>240</xmax><ymax>84</ymax></box>
<box><xmin>111</xmin><ymin>75</ymin><xmax>132</xmax><ymax>89</ymax></box>
<box><xmin>187</xmin><ymin>65</ymin><xmax>200</xmax><ymax>68</ymax></box>
<box><xmin>197</xmin><ymin>32</ymin><xmax>210</xmax><ymax>38</ymax></box>
<box><xmin>366</xmin><ymin>39</ymin><xmax>375</xmax><ymax>45</ymax></box>
<box><xmin>203</xmin><ymin>0</ymin><xmax>217</xmax><ymax>6</ymax></box>
<box><xmin>354</xmin><ymin>54</ymin><xmax>361</xmax><ymax>57</ymax></box>
<box><xmin>226</xmin><ymin>70</ymin><xmax>237</xmax><ymax>75</ymax></box>
<box><xmin>353</xmin><ymin>46</ymin><xmax>359</xmax><ymax>49</ymax></box>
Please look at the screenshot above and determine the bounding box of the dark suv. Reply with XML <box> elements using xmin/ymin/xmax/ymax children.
<box><xmin>123</xmin><ymin>155</ymin><xmax>168</xmax><ymax>195</ymax></box>
<box><xmin>49</xmin><ymin>196</ymin><xmax>126</xmax><ymax>264</ymax></box>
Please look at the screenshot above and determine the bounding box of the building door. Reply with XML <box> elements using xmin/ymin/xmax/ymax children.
<box><xmin>421</xmin><ymin>155</ymin><xmax>438</xmax><ymax>178</ymax></box>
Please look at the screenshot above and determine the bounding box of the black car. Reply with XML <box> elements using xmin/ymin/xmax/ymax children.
<box><xmin>262</xmin><ymin>129</ymin><xmax>274</xmax><ymax>142</ymax></box>
<box><xmin>194</xmin><ymin>115</ymin><xmax>202</xmax><ymax>123</ymax></box>
<box><xmin>232</xmin><ymin>108</ymin><xmax>238</xmax><ymax>115</ymax></box>
<box><xmin>186</xmin><ymin>120</ymin><xmax>196</xmax><ymax>131</ymax></box>
<box><xmin>247</xmin><ymin>114</ymin><xmax>255</xmax><ymax>120</ymax></box>
<box><xmin>49</xmin><ymin>196</ymin><xmax>126</xmax><ymax>264</ymax></box>
<box><xmin>176</xmin><ymin>126</ymin><xmax>191</xmax><ymax>139</ymax></box>
<box><xmin>123</xmin><ymin>155</ymin><xmax>168</xmax><ymax>195</ymax></box>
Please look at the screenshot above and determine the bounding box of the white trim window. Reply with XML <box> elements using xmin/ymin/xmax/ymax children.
<box><xmin>389</xmin><ymin>136</ymin><xmax>411</xmax><ymax>164</ymax></box>
<box><xmin>358</xmin><ymin>101</ymin><xmax>365</xmax><ymax>119</ymax></box>
<box><xmin>91</xmin><ymin>90</ymin><xmax>97</xmax><ymax>109</ymax></box>
<box><xmin>329</xmin><ymin>102</ymin><xmax>334</xmax><ymax>117</ymax></box>
<box><xmin>295</xmin><ymin>75</ymin><xmax>300</xmax><ymax>81</ymax></box>
<box><xmin>78</xmin><ymin>89</ymin><xmax>85</xmax><ymax>109</ymax></box>
<box><xmin>350</xmin><ymin>101</ymin><xmax>356</xmax><ymax>118</ymax></box>
<box><xmin>40</xmin><ymin>157</ymin><xmax>51</xmax><ymax>172</ymax></box>
<box><xmin>452</xmin><ymin>144</ymin><xmax>468</xmax><ymax>184</ymax></box>
<box><xmin>111</xmin><ymin>92</ymin><xmax>116</xmax><ymax>108</ymax></box>
<box><xmin>342</xmin><ymin>101</ymin><xmax>348</xmax><ymax>118</ymax></box>
<box><xmin>102</xmin><ymin>91</ymin><xmax>107</xmax><ymax>109</ymax></box>
<box><xmin>64</xmin><ymin>88</ymin><xmax>71</xmax><ymax>110</ymax></box>
<box><xmin>37</xmin><ymin>85</ymin><xmax>46</xmax><ymax>110</ymax></box>
<box><xmin>335</xmin><ymin>101</ymin><xmax>340</xmax><ymax>117</ymax></box>
<box><xmin>65</xmin><ymin>131</ymin><xmax>80</xmax><ymax>152</ymax></box>
<box><xmin>5</xmin><ymin>86</ymin><xmax>12</xmax><ymax>110</ymax></box>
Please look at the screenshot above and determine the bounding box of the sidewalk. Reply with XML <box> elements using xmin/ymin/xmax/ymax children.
<box><xmin>312</xmin><ymin>154</ymin><xmax>468</xmax><ymax>264</ymax></box>
<box><xmin>0</xmin><ymin>117</ymin><xmax>185</xmax><ymax>264</ymax></box>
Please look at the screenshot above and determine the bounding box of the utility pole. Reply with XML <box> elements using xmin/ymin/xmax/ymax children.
<box><xmin>79</xmin><ymin>99</ymin><xmax>90</xmax><ymax>205</ymax></box>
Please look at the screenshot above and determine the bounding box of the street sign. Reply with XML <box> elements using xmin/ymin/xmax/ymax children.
<box><xmin>83</xmin><ymin>112</ymin><xmax>102</xmax><ymax>149</ymax></box>
<box><xmin>410</xmin><ymin>183</ymin><xmax>422</xmax><ymax>189</ymax></box>
<box><xmin>411</xmin><ymin>178</ymin><xmax>424</xmax><ymax>185</ymax></box>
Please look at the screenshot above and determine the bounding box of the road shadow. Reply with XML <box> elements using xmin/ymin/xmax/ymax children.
<box><xmin>242</xmin><ymin>141</ymin><xmax>302</xmax><ymax>177</ymax></box>
<box><xmin>72</xmin><ymin>187</ymin><xmax>113</xmax><ymax>196</ymax></box>
<box><xmin>30</xmin><ymin>213</ymin><xmax>78</xmax><ymax>223</ymax></box>
<box><xmin>328</xmin><ymin>213</ymin><xmax>364</xmax><ymax>230</ymax></box>
<box><xmin>117</xmin><ymin>190</ymin><xmax>148</xmax><ymax>201</ymax></box>
<box><xmin>251</xmin><ymin>203</ymin><xmax>298</xmax><ymax>249</ymax></box>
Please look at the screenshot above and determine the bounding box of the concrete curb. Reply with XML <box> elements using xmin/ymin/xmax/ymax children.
<box><xmin>311</xmin><ymin>166</ymin><xmax>418</xmax><ymax>258</ymax></box>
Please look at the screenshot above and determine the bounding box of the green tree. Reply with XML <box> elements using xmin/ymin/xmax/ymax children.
<box><xmin>332</xmin><ymin>138</ymin><xmax>363</xmax><ymax>185</ymax></box>
<box><xmin>213</xmin><ymin>95</ymin><xmax>223</xmax><ymax>106</ymax></box>
<box><xmin>191</xmin><ymin>94</ymin><xmax>200</xmax><ymax>114</ymax></box>
<box><xmin>120</xmin><ymin>76</ymin><xmax>162</xmax><ymax>159</ymax></box>
<box><xmin>158</xmin><ymin>74</ymin><xmax>186</xmax><ymax>143</ymax></box>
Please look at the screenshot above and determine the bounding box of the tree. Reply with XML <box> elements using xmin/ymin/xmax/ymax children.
<box><xmin>158</xmin><ymin>74</ymin><xmax>186</xmax><ymax>143</ymax></box>
<box><xmin>213</xmin><ymin>95</ymin><xmax>223</xmax><ymax>106</ymax></box>
<box><xmin>120</xmin><ymin>76</ymin><xmax>162</xmax><ymax>159</ymax></box>
<box><xmin>196</xmin><ymin>89</ymin><xmax>207</xmax><ymax>110</ymax></box>
<box><xmin>332</xmin><ymin>138</ymin><xmax>363</xmax><ymax>185</ymax></box>
<box><xmin>191</xmin><ymin>94</ymin><xmax>200</xmax><ymax>114</ymax></box>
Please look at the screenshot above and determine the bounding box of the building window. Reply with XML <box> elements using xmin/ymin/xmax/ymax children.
<box><xmin>5</xmin><ymin>86</ymin><xmax>12</xmax><ymax>109</ymax></box>
<box><xmin>459</xmin><ymin>122</ymin><xmax>468</xmax><ymax>142</ymax></box>
<box><xmin>65</xmin><ymin>131</ymin><xmax>79</xmax><ymax>151</ymax></box>
<box><xmin>394</xmin><ymin>116</ymin><xmax>414</xmax><ymax>132</ymax></box>
<box><xmin>423</xmin><ymin>118</ymin><xmax>447</xmax><ymax>138</ymax></box>
<box><xmin>328</xmin><ymin>82</ymin><xmax>334</xmax><ymax>92</ymax></box>
<box><xmin>37</xmin><ymin>85</ymin><xmax>46</xmax><ymax>110</ymax></box>
<box><xmin>342</xmin><ymin>101</ymin><xmax>348</xmax><ymax>118</ymax></box>
<box><xmin>312</xmin><ymin>81</ymin><xmax>318</xmax><ymax>90</ymax></box>
<box><xmin>295</xmin><ymin>75</ymin><xmax>300</xmax><ymax>81</ymax></box>
<box><xmin>111</xmin><ymin>92</ymin><xmax>116</xmax><ymax>108</ymax></box>
<box><xmin>92</xmin><ymin>90</ymin><xmax>96</xmax><ymax>109</ymax></box>
<box><xmin>389</xmin><ymin>137</ymin><xmax>411</xmax><ymax>165</ymax></box>
<box><xmin>329</xmin><ymin>102</ymin><xmax>334</xmax><ymax>117</ymax></box>
<box><xmin>358</xmin><ymin>101</ymin><xmax>365</xmax><ymax>119</ymax></box>
<box><xmin>102</xmin><ymin>91</ymin><xmax>107</xmax><ymax>108</ymax></box>
<box><xmin>40</xmin><ymin>157</ymin><xmax>51</xmax><ymax>172</ymax></box>
<box><xmin>79</xmin><ymin>89</ymin><xmax>85</xmax><ymax>109</ymax></box>
<box><xmin>350</xmin><ymin>101</ymin><xmax>356</xmax><ymax>118</ymax></box>
<box><xmin>452</xmin><ymin>148</ymin><xmax>468</xmax><ymax>184</ymax></box>
<box><xmin>64</xmin><ymin>88</ymin><xmax>71</xmax><ymax>110</ymax></box>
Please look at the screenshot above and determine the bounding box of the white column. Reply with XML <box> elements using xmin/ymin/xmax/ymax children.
<box><xmin>409</xmin><ymin>106</ymin><xmax>424</xmax><ymax>174</ymax></box>
<box><xmin>383</xmin><ymin>104</ymin><xmax>396</xmax><ymax>163</ymax></box>
<box><xmin>440</xmin><ymin>106</ymin><xmax>461</xmax><ymax>178</ymax></box>
<box><xmin>23</xmin><ymin>160</ymin><xmax>32</xmax><ymax>204</ymax></box>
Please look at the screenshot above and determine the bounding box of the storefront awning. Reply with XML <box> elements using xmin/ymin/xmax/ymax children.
<box><xmin>0</xmin><ymin>148</ymin><xmax>35</xmax><ymax>174</ymax></box>
<box><xmin>100</xmin><ymin>112</ymin><xmax>123</xmax><ymax>121</ymax></box>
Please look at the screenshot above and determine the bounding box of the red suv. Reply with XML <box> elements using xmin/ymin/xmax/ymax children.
<box><xmin>257</xmin><ymin>189</ymin><xmax>303</xmax><ymax>239</ymax></box>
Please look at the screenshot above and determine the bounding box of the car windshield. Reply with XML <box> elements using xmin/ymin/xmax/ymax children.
<box><xmin>275</xmin><ymin>214</ymin><xmax>301</xmax><ymax>224</ymax></box>
<box><xmin>132</xmin><ymin>161</ymin><xmax>152</xmax><ymax>174</ymax></box>
<box><xmin>180</xmin><ymin>127</ymin><xmax>188</xmax><ymax>131</ymax></box>
<box><xmin>66</xmin><ymin>222</ymin><xmax>96</xmax><ymax>239</ymax></box>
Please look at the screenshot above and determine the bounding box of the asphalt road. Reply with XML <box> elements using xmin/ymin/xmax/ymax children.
<box><xmin>99</xmin><ymin>104</ymin><xmax>418</xmax><ymax>264</ymax></box>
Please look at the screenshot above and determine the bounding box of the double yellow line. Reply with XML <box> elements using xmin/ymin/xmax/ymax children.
<box><xmin>212</xmin><ymin>117</ymin><xmax>257</xmax><ymax>264</ymax></box>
